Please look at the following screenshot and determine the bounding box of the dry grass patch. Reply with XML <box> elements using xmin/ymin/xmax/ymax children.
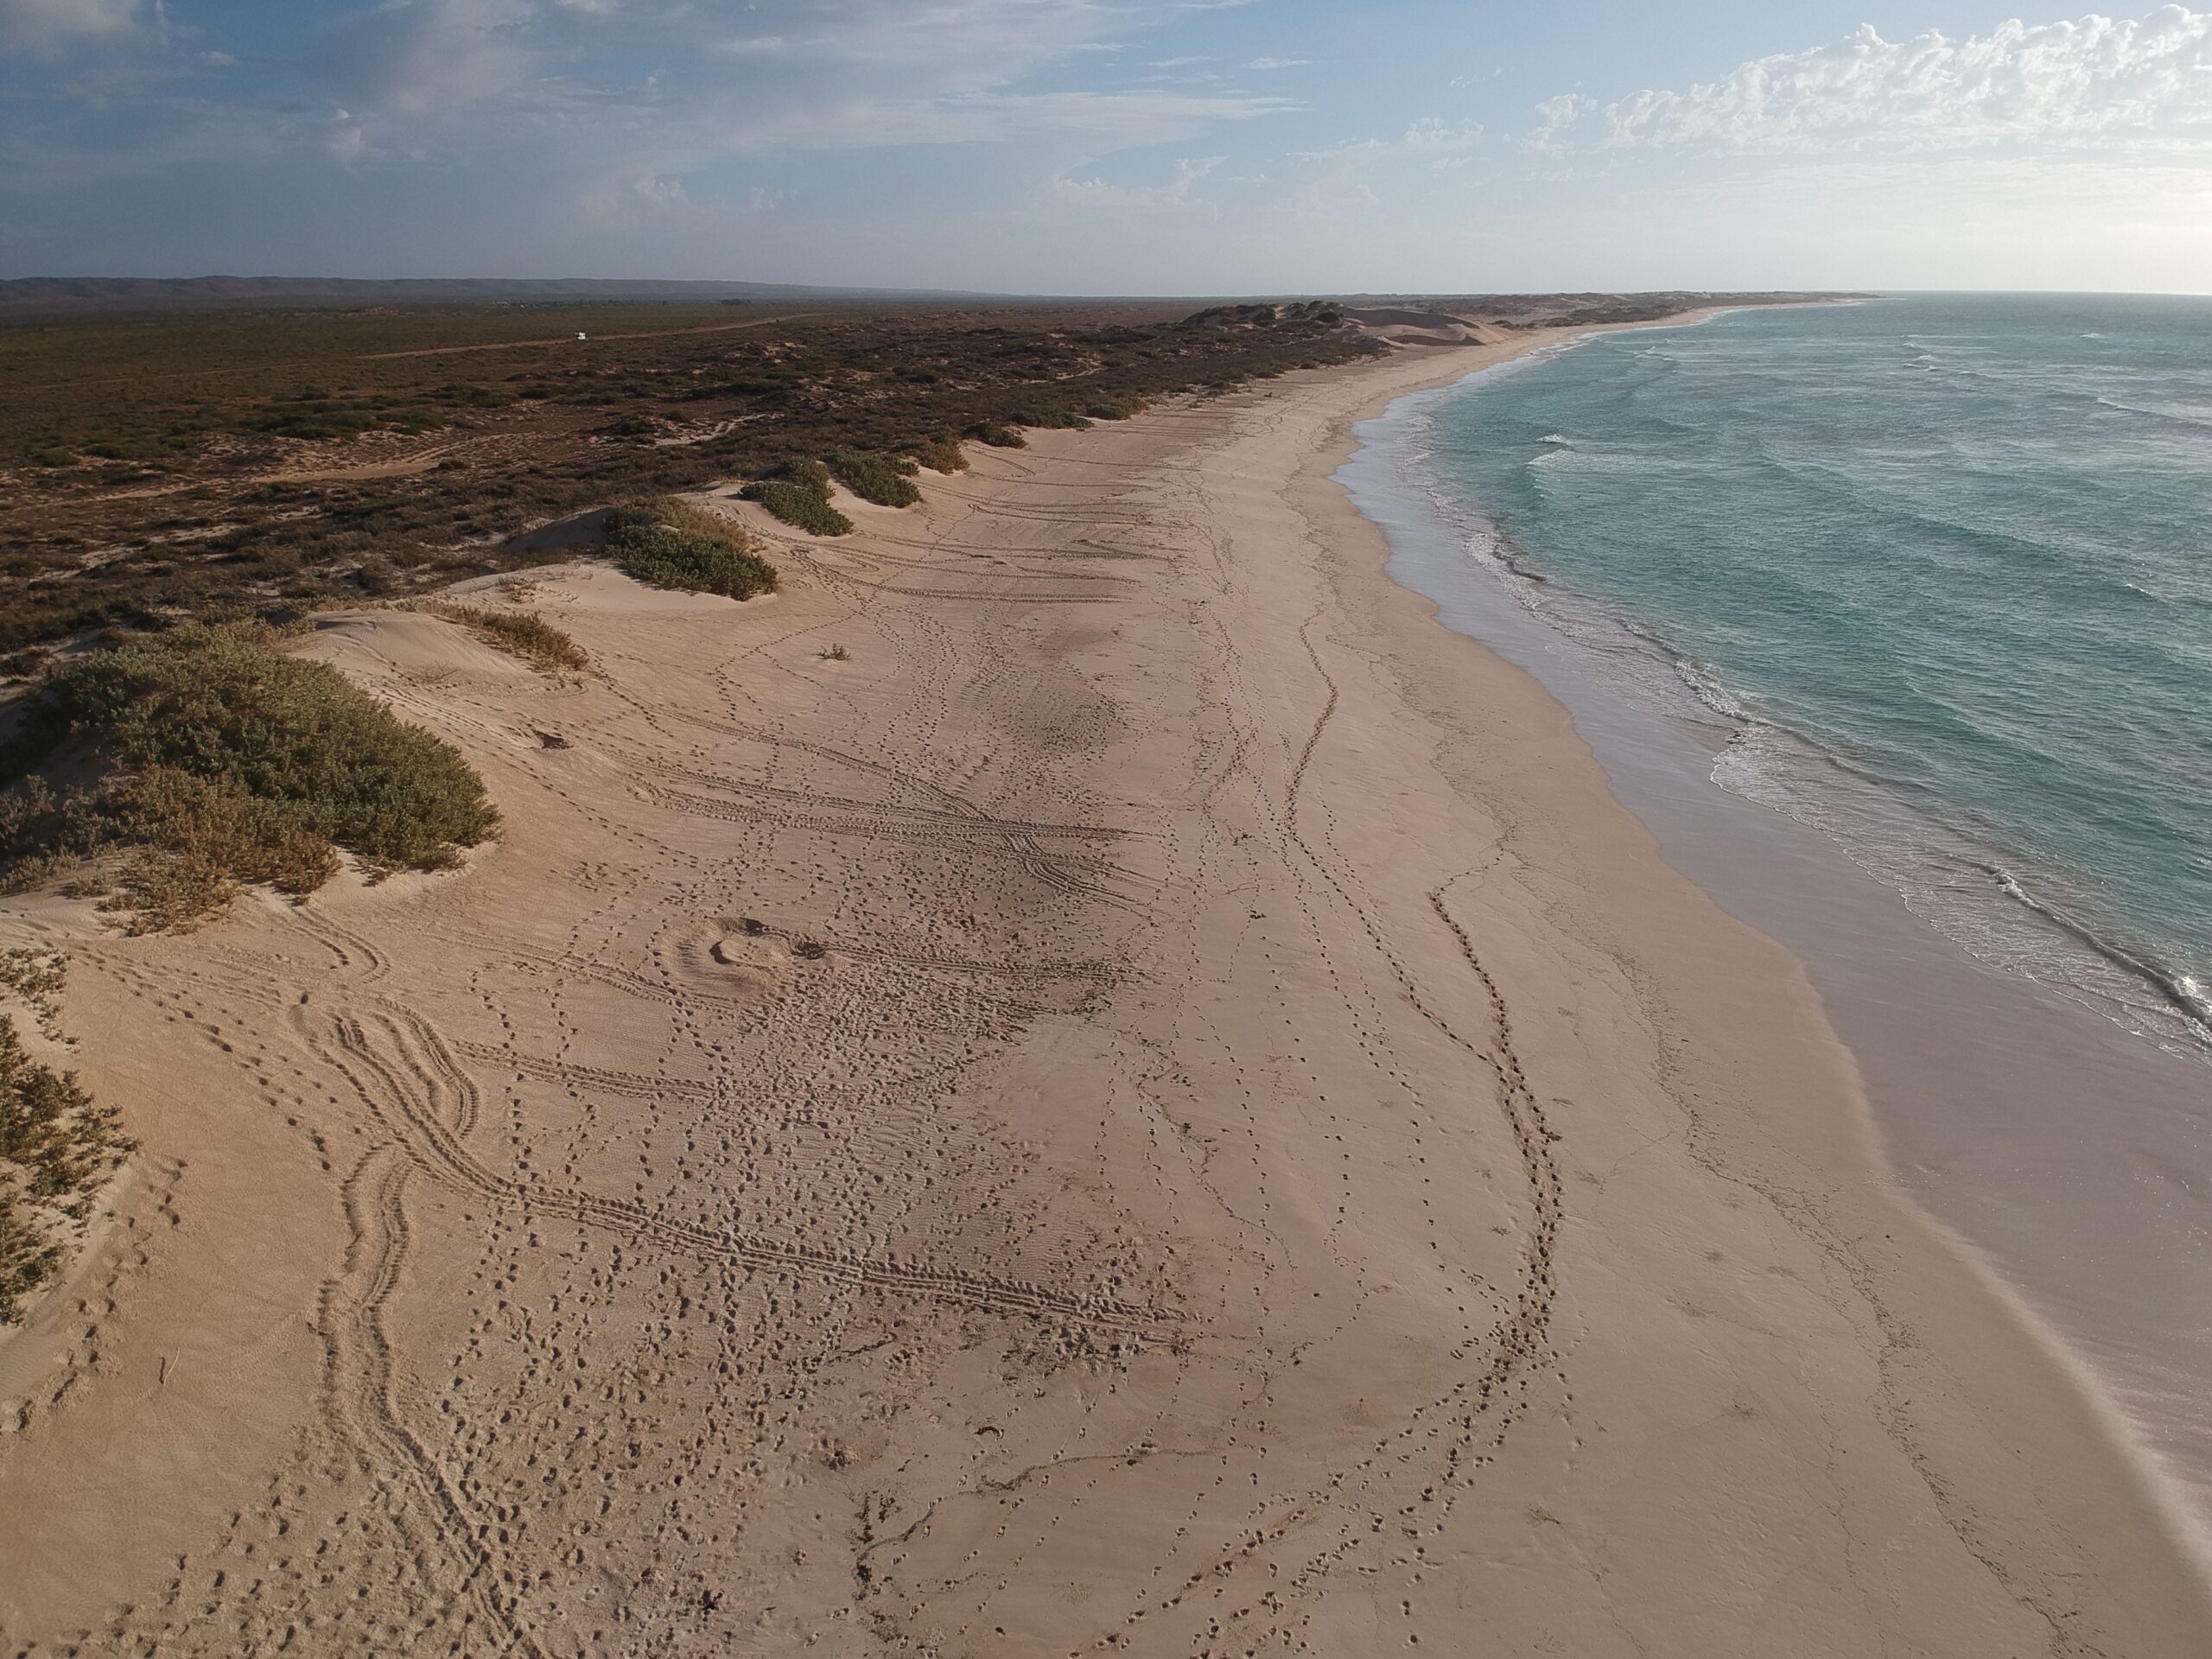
<box><xmin>431</xmin><ymin>603</ymin><xmax>591</xmax><ymax>674</ymax></box>
<box><xmin>0</xmin><ymin>948</ymin><xmax>68</xmax><ymax>1042</ymax></box>
<box><xmin>0</xmin><ymin>1012</ymin><xmax>130</xmax><ymax>1322</ymax></box>
<box><xmin>910</xmin><ymin>435</ymin><xmax>969</xmax><ymax>474</ymax></box>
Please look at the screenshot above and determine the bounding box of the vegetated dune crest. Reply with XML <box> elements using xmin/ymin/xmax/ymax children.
<box><xmin>1339</xmin><ymin>305</ymin><xmax>1510</xmax><ymax>346</ymax></box>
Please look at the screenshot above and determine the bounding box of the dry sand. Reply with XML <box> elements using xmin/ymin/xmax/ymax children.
<box><xmin>1</xmin><ymin>334</ymin><xmax>2206</xmax><ymax>1656</ymax></box>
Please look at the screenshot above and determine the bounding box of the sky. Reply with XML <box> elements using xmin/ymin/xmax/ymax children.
<box><xmin>2</xmin><ymin>1</ymin><xmax>2209</xmax><ymax>294</ymax></box>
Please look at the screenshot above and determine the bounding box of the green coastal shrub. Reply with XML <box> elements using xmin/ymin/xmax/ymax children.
<box><xmin>727</xmin><ymin>456</ymin><xmax>853</xmax><ymax>536</ymax></box>
<box><xmin>100</xmin><ymin>766</ymin><xmax>340</xmax><ymax>926</ymax></box>
<box><xmin>29</xmin><ymin>625</ymin><xmax>496</xmax><ymax>868</ymax></box>
<box><xmin>966</xmin><ymin>421</ymin><xmax>1025</xmax><ymax>448</ymax></box>
<box><xmin>609</xmin><ymin>501</ymin><xmax>783</xmax><ymax>594</ymax></box>
<box><xmin>826</xmin><ymin>451</ymin><xmax>921</xmax><ymax>508</ymax></box>
<box><xmin>1008</xmin><ymin>407</ymin><xmax>1090</xmax><ymax>431</ymax></box>
<box><xmin>737</xmin><ymin>480</ymin><xmax>853</xmax><ymax>537</ymax></box>
<box><xmin>0</xmin><ymin>621</ymin><xmax>499</xmax><ymax>928</ymax></box>
<box><xmin>773</xmin><ymin>456</ymin><xmax>833</xmax><ymax>497</ymax></box>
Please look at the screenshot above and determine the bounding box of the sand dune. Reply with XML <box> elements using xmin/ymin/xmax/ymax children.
<box><xmin>1340</xmin><ymin>305</ymin><xmax>1508</xmax><ymax>346</ymax></box>
<box><xmin>0</xmin><ymin>339</ymin><xmax>2203</xmax><ymax>1656</ymax></box>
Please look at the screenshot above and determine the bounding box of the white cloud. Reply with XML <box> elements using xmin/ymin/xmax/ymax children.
<box><xmin>1301</xmin><ymin>116</ymin><xmax>1484</xmax><ymax>165</ymax></box>
<box><xmin>0</xmin><ymin>0</ymin><xmax>143</xmax><ymax>54</ymax></box>
<box><xmin>327</xmin><ymin>111</ymin><xmax>370</xmax><ymax>166</ymax></box>
<box><xmin>1535</xmin><ymin>6</ymin><xmax>2212</xmax><ymax>156</ymax></box>
<box><xmin>1052</xmin><ymin>153</ymin><xmax>1226</xmax><ymax>209</ymax></box>
<box><xmin>321</xmin><ymin>0</ymin><xmax>545</xmax><ymax>119</ymax></box>
<box><xmin>309</xmin><ymin>0</ymin><xmax>1292</xmax><ymax>156</ymax></box>
<box><xmin>1287</xmin><ymin>118</ymin><xmax>1486</xmax><ymax>214</ymax></box>
<box><xmin>1245</xmin><ymin>56</ymin><xmax>1306</xmax><ymax>70</ymax></box>
<box><xmin>0</xmin><ymin>0</ymin><xmax>1303</xmax><ymax>253</ymax></box>
<box><xmin>746</xmin><ymin>87</ymin><xmax>1293</xmax><ymax>151</ymax></box>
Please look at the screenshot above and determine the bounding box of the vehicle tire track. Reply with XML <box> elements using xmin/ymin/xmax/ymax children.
<box><xmin>317</xmin><ymin>1007</ymin><xmax>1166</xmax><ymax>1339</ymax></box>
<box><xmin>321</xmin><ymin>1149</ymin><xmax>546</xmax><ymax>1657</ymax></box>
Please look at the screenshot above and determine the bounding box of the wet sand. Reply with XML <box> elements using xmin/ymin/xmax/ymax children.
<box><xmin>0</xmin><ymin>334</ymin><xmax>2203</xmax><ymax>1656</ymax></box>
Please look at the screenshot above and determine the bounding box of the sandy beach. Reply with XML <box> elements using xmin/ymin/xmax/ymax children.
<box><xmin>2</xmin><ymin>333</ymin><xmax>2205</xmax><ymax>1656</ymax></box>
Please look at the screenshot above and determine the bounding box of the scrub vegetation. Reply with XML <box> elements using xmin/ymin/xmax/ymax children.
<box><xmin>911</xmin><ymin>435</ymin><xmax>969</xmax><ymax>474</ymax></box>
<box><xmin>738</xmin><ymin>459</ymin><xmax>855</xmax><ymax>537</ymax></box>
<box><xmin>0</xmin><ymin>621</ymin><xmax>499</xmax><ymax>931</ymax></box>
<box><xmin>825</xmin><ymin>451</ymin><xmax>921</xmax><ymax>508</ymax></box>
<box><xmin>0</xmin><ymin>1008</ymin><xmax>130</xmax><ymax>1322</ymax></box>
<box><xmin>609</xmin><ymin>499</ymin><xmax>780</xmax><ymax>596</ymax></box>
<box><xmin>0</xmin><ymin>298</ymin><xmax>1381</xmax><ymax>649</ymax></box>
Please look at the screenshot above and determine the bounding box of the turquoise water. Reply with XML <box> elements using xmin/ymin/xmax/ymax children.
<box><xmin>1425</xmin><ymin>296</ymin><xmax>2212</xmax><ymax>1057</ymax></box>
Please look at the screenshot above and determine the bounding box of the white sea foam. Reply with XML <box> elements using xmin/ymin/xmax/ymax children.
<box><xmin>2095</xmin><ymin>391</ymin><xmax>2212</xmax><ymax>429</ymax></box>
<box><xmin>1672</xmin><ymin>655</ymin><xmax>1751</xmax><ymax>722</ymax></box>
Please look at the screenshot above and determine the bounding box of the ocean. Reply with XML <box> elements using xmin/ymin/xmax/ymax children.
<box><xmin>1341</xmin><ymin>293</ymin><xmax>2212</xmax><ymax>1567</ymax></box>
<box><xmin>1429</xmin><ymin>294</ymin><xmax>2212</xmax><ymax>1058</ymax></box>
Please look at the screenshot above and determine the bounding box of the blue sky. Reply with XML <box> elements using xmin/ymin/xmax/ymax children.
<box><xmin>3</xmin><ymin>2</ymin><xmax>2209</xmax><ymax>291</ymax></box>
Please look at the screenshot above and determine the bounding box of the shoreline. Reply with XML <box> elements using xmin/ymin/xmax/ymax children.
<box><xmin>0</xmin><ymin>331</ymin><xmax>2204</xmax><ymax>1652</ymax></box>
<box><xmin>1270</xmin><ymin>333</ymin><xmax>2212</xmax><ymax>1634</ymax></box>
<box><xmin>1382</xmin><ymin>300</ymin><xmax>2209</xmax><ymax>1059</ymax></box>
<box><xmin>1342</xmin><ymin>315</ymin><xmax>2212</xmax><ymax>1576</ymax></box>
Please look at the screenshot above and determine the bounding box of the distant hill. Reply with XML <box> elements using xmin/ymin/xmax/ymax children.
<box><xmin>0</xmin><ymin>276</ymin><xmax>1000</xmax><ymax>320</ymax></box>
<box><xmin>0</xmin><ymin>276</ymin><xmax>1866</xmax><ymax>325</ymax></box>
<box><xmin>1334</xmin><ymin>290</ymin><xmax>1864</xmax><ymax>322</ymax></box>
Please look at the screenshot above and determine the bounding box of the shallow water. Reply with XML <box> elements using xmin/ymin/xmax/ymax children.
<box><xmin>1339</xmin><ymin>302</ymin><xmax>2212</xmax><ymax>1571</ymax></box>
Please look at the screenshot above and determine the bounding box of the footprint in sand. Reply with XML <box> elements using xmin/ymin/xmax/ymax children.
<box><xmin>709</xmin><ymin>924</ymin><xmax>833</xmax><ymax>977</ymax></box>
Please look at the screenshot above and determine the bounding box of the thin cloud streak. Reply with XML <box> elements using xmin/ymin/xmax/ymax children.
<box><xmin>0</xmin><ymin>0</ymin><xmax>147</xmax><ymax>54</ymax></box>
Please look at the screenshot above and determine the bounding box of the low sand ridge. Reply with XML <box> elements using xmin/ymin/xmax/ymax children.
<box><xmin>0</xmin><ymin>335</ymin><xmax>2204</xmax><ymax>1656</ymax></box>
